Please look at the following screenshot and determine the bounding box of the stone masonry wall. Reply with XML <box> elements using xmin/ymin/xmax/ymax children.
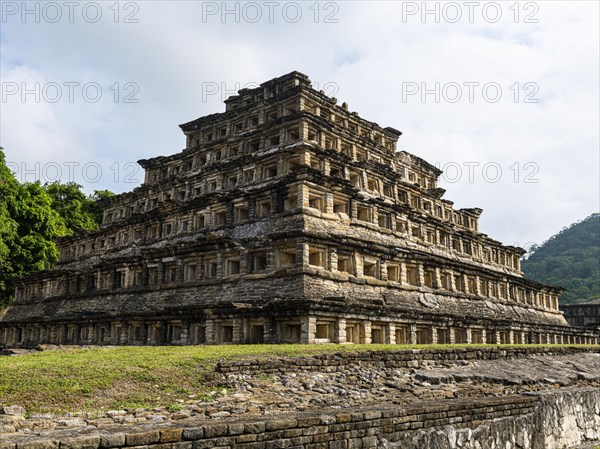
<box><xmin>379</xmin><ymin>388</ymin><xmax>600</xmax><ymax>449</ymax></box>
<box><xmin>2</xmin><ymin>388</ymin><xmax>598</xmax><ymax>449</ymax></box>
<box><xmin>535</xmin><ymin>387</ymin><xmax>600</xmax><ymax>448</ymax></box>
<box><xmin>215</xmin><ymin>346</ymin><xmax>598</xmax><ymax>375</ymax></box>
<box><xmin>2</xmin><ymin>275</ymin><xmax>306</xmax><ymax>323</ymax></box>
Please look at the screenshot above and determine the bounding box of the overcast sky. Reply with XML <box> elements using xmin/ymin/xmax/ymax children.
<box><xmin>1</xmin><ymin>0</ymin><xmax>598</xmax><ymax>249</ymax></box>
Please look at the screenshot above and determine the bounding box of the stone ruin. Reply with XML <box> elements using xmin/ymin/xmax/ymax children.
<box><xmin>561</xmin><ymin>299</ymin><xmax>600</xmax><ymax>329</ymax></box>
<box><xmin>0</xmin><ymin>71</ymin><xmax>596</xmax><ymax>347</ymax></box>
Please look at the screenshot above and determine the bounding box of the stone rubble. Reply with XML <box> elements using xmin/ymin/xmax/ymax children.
<box><xmin>1</xmin><ymin>352</ymin><xmax>598</xmax><ymax>438</ymax></box>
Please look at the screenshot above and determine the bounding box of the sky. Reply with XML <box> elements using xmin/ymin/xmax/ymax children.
<box><xmin>1</xmin><ymin>0</ymin><xmax>598</xmax><ymax>250</ymax></box>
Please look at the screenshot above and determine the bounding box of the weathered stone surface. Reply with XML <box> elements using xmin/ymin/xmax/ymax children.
<box><xmin>561</xmin><ymin>299</ymin><xmax>600</xmax><ymax>328</ymax></box>
<box><xmin>0</xmin><ymin>72</ymin><xmax>595</xmax><ymax>351</ymax></box>
<box><xmin>15</xmin><ymin>439</ymin><xmax>58</xmax><ymax>449</ymax></box>
<box><xmin>2</xmin><ymin>406</ymin><xmax>27</xmax><ymax>416</ymax></box>
<box><xmin>0</xmin><ymin>443</ymin><xmax>17</xmax><ymax>449</ymax></box>
<box><xmin>125</xmin><ymin>430</ymin><xmax>160</xmax><ymax>446</ymax></box>
<box><xmin>99</xmin><ymin>432</ymin><xmax>126</xmax><ymax>448</ymax></box>
<box><xmin>2</xmin><ymin>350</ymin><xmax>599</xmax><ymax>440</ymax></box>
<box><xmin>159</xmin><ymin>429</ymin><xmax>183</xmax><ymax>443</ymax></box>
<box><xmin>1</xmin><ymin>349</ymin><xmax>599</xmax><ymax>449</ymax></box>
<box><xmin>181</xmin><ymin>427</ymin><xmax>203</xmax><ymax>441</ymax></box>
<box><xmin>59</xmin><ymin>435</ymin><xmax>100</xmax><ymax>449</ymax></box>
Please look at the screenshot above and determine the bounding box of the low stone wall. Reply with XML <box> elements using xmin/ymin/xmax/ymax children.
<box><xmin>216</xmin><ymin>345</ymin><xmax>599</xmax><ymax>374</ymax></box>
<box><xmin>535</xmin><ymin>388</ymin><xmax>600</xmax><ymax>448</ymax></box>
<box><xmin>2</xmin><ymin>388</ymin><xmax>598</xmax><ymax>449</ymax></box>
<box><xmin>380</xmin><ymin>388</ymin><xmax>600</xmax><ymax>449</ymax></box>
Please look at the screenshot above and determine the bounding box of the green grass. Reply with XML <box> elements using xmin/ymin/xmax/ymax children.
<box><xmin>0</xmin><ymin>344</ymin><xmax>596</xmax><ymax>414</ymax></box>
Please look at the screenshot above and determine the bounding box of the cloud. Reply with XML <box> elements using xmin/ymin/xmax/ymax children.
<box><xmin>0</xmin><ymin>0</ymin><xmax>598</xmax><ymax>247</ymax></box>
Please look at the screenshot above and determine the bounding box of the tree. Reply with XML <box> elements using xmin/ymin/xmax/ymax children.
<box><xmin>89</xmin><ymin>189</ymin><xmax>115</xmax><ymax>225</ymax></box>
<box><xmin>44</xmin><ymin>181</ymin><xmax>101</xmax><ymax>234</ymax></box>
<box><xmin>0</xmin><ymin>148</ymin><xmax>68</xmax><ymax>307</ymax></box>
<box><xmin>0</xmin><ymin>147</ymin><xmax>113</xmax><ymax>308</ymax></box>
<box><xmin>0</xmin><ymin>147</ymin><xmax>20</xmax><ymax>306</ymax></box>
<box><xmin>9</xmin><ymin>181</ymin><xmax>68</xmax><ymax>270</ymax></box>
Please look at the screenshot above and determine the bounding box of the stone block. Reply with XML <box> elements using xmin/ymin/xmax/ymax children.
<box><xmin>1</xmin><ymin>406</ymin><xmax>26</xmax><ymax>417</ymax></box>
<box><xmin>295</xmin><ymin>416</ymin><xmax>321</xmax><ymax>427</ymax></box>
<box><xmin>201</xmin><ymin>424</ymin><xmax>228</xmax><ymax>438</ymax></box>
<box><xmin>160</xmin><ymin>428</ymin><xmax>183</xmax><ymax>443</ymax></box>
<box><xmin>181</xmin><ymin>427</ymin><xmax>203</xmax><ymax>441</ymax></box>
<box><xmin>191</xmin><ymin>440</ymin><xmax>217</xmax><ymax>449</ymax></box>
<box><xmin>235</xmin><ymin>434</ymin><xmax>257</xmax><ymax>443</ymax></box>
<box><xmin>244</xmin><ymin>422</ymin><xmax>266</xmax><ymax>434</ymax></box>
<box><xmin>265</xmin><ymin>419</ymin><xmax>297</xmax><ymax>431</ymax></box>
<box><xmin>99</xmin><ymin>433</ymin><xmax>126</xmax><ymax>448</ymax></box>
<box><xmin>125</xmin><ymin>430</ymin><xmax>160</xmax><ymax>446</ymax></box>
<box><xmin>59</xmin><ymin>435</ymin><xmax>100</xmax><ymax>449</ymax></box>
<box><xmin>171</xmin><ymin>443</ymin><xmax>192</xmax><ymax>449</ymax></box>
<box><xmin>264</xmin><ymin>439</ymin><xmax>292</xmax><ymax>449</ymax></box>
<box><xmin>16</xmin><ymin>439</ymin><xmax>58</xmax><ymax>449</ymax></box>
<box><xmin>226</xmin><ymin>423</ymin><xmax>245</xmax><ymax>436</ymax></box>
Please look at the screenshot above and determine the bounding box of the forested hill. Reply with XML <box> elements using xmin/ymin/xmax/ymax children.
<box><xmin>521</xmin><ymin>213</ymin><xmax>600</xmax><ymax>304</ymax></box>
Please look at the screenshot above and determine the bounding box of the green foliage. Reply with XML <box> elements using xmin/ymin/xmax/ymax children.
<box><xmin>1</xmin><ymin>149</ymin><xmax>66</xmax><ymax>306</ymax></box>
<box><xmin>0</xmin><ymin>149</ymin><xmax>20</xmax><ymax>305</ymax></box>
<box><xmin>166</xmin><ymin>404</ymin><xmax>182</xmax><ymax>412</ymax></box>
<box><xmin>0</xmin><ymin>147</ymin><xmax>113</xmax><ymax>307</ymax></box>
<box><xmin>44</xmin><ymin>182</ymin><xmax>100</xmax><ymax>234</ymax></box>
<box><xmin>89</xmin><ymin>189</ymin><xmax>115</xmax><ymax>224</ymax></box>
<box><xmin>8</xmin><ymin>181</ymin><xmax>67</xmax><ymax>271</ymax></box>
<box><xmin>522</xmin><ymin>213</ymin><xmax>600</xmax><ymax>304</ymax></box>
<box><xmin>0</xmin><ymin>156</ymin><xmax>67</xmax><ymax>306</ymax></box>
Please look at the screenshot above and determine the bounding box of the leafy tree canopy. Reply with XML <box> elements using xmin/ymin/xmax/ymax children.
<box><xmin>45</xmin><ymin>181</ymin><xmax>100</xmax><ymax>234</ymax></box>
<box><xmin>0</xmin><ymin>147</ymin><xmax>113</xmax><ymax>308</ymax></box>
<box><xmin>89</xmin><ymin>189</ymin><xmax>115</xmax><ymax>225</ymax></box>
<box><xmin>522</xmin><ymin>213</ymin><xmax>600</xmax><ymax>304</ymax></box>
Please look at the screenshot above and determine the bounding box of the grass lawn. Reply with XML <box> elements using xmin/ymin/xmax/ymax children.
<box><xmin>0</xmin><ymin>344</ymin><xmax>595</xmax><ymax>414</ymax></box>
